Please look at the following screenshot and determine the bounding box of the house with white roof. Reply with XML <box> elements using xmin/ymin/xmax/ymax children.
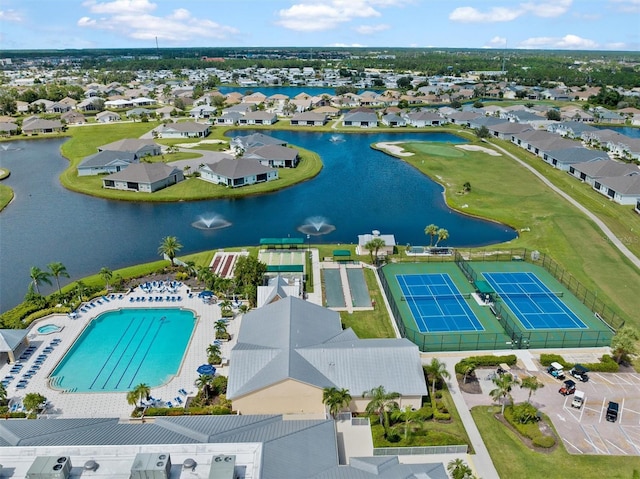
<box><xmin>199</xmin><ymin>159</ymin><xmax>278</xmax><ymax>187</ymax></box>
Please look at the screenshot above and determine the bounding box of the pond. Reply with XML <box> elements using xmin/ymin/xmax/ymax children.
<box><xmin>0</xmin><ymin>131</ymin><xmax>516</xmax><ymax>311</ymax></box>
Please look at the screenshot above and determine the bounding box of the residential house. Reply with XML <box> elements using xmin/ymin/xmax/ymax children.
<box><xmin>380</xmin><ymin>112</ymin><xmax>406</xmax><ymax>127</ymax></box>
<box><xmin>157</xmin><ymin>122</ymin><xmax>210</xmax><ymax>138</ymax></box>
<box><xmin>290</xmin><ymin>111</ymin><xmax>327</xmax><ymax>126</ymax></box>
<box><xmin>102</xmin><ymin>163</ymin><xmax>184</xmax><ymax>192</ymax></box>
<box><xmin>445</xmin><ymin>110</ymin><xmax>482</xmax><ymax>125</ymax></box>
<box><xmin>216</xmin><ymin>111</ymin><xmax>243</xmax><ymax>126</ymax></box>
<box><xmin>0</xmin><ymin>122</ymin><xmax>18</xmax><ymax>136</ymax></box>
<box><xmin>231</xmin><ymin>133</ymin><xmax>287</xmax><ymax>154</ymax></box>
<box><xmin>60</xmin><ymin>111</ymin><xmax>86</xmax><ymax>125</ymax></box>
<box><xmin>404</xmin><ymin>111</ymin><xmax>444</xmax><ymax>127</ymax></box>
<box><xmin>189</xmin><ymin>104</ymin><xmax>217</xmax><ymax>119</ymax></box>
<box><xmin>592</xmin><ymin>173</ymin><xmax>640</xmax><ymax>205</ymax></box>
<box><xmin>95</xmin><ymin>111</ymin><xmax>121</xmax><ymax>123</ymax></box>
<box><xmin>125</xmin><ymin>107</ymin><xmax>154</xmax><ymax>119</ymax></box>
<box><xmin>568</xmin><ymin>159</ymin><xmax>638</xmax><ymax>185</ymax></box>
<box><xmin>78</xmin><ymin>150</ymin><xmax>138</xmax><ymax>176</ymax></box>
<box><xmin>244</xmin><ymin>144</ymin><xmax>300</xmax><ymax>168</ymax></box>
<box><xmin>199</xmin><ymin>158</ymin><xmax>278</xmax><ymax>187</ymax></box>
<box><xmin>543</xmin><ymin>147</ymin><xmax>608</xmax><ymax>171</ymax></box>
<box><xmin>343</xmin><ymin>109</ymin><xmax>378</xmax><ymax>128</ymax></box>
<box><xmin>21</xmin><ymin>117</ymin><xmax>63</xmax><ymax>135</ymax></box>
<box><xmin>98</xmin><ymin>138</ymin><xmax>162</xmax><ymax>158</ymax></box>
<box><xmin>238</xmin><ymin>111</ymin><xmax>278</xmax><ymax>126</ymax></box>
<box><xmin>227</xmin><ymin>296</ymin><xmax>427</xmax><ymax>415</ymax></box>
<box><xmin>488</xmin><ymin>121</ymin><xmax>532</xmax><ymax>140</ymax></box>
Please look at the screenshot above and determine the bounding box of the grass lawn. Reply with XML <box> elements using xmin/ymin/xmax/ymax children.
<box><xmin>397</xmin><ymin>140</ymin><xmax>640</xmax><ymax>328</ymax></box>
<box><xmin>340</xmin><ymin>268</ymin><xmax>396</xmax><ymax>339</ymax></box>
<box><xmin>0</xmin><ymin>183</ymin><xmax>13</xmax><ymax>212</ymax></box>
<box><xmin>472</xmin><ymin>406</ymin><xmax>640</xmax><ymax>479</ymax></box>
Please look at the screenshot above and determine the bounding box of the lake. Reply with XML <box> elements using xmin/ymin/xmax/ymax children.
<box><xmin>0</xmin><ymin>131</ymin><xmax>516</xmax><ymax>311</ymax></box>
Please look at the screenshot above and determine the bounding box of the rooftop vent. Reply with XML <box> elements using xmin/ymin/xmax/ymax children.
<box><xmin>25</xmin><ymin>456</ymin><xmax>72</xmax><ymax>479</ymax></box>
<box><xmin>130</xmin><ymin>453</ymin><xmax>171</xmax><ymax>479</ymax></box>
<box><xmin>208</xmin><ymin>455</ymin><xmax>236</xmax><ymax>479</ymax></box>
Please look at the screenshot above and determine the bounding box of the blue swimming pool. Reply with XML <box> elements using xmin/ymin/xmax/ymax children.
<box><xmin>50</xmin><ymin>308</ymin><xmax>196</xmax><ymax>393</ymax></box>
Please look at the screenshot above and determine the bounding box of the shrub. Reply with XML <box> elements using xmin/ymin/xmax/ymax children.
<box><xmin>504</xmin><ymin>405</ymin><xmax>555</xmax><ymax>448</ymax></box>
<box><xmin>433</xmin><ymin>410</ymin><xmax>451</xmax><ymax>421</ymax></box>
<box><xmin>533</xmin><ymin>435</ymin><xmax>556</xmax><ymax>448</ymax></box>
<box><xmin>23</xmin><ymin>307</ymin><xmax>71</xmax><ymax>326</ymax></box>
<box><xmin>539</xmin><ymin>354</ymin><xmax>619</xmax><ymax>373</ymax></box>
<box><xmin>416</xmin><ymin>405</ymin><xmax>433</xmax><ymax>421</ymax></box>
<box><xmin>539</xmin><ymin>354</ymin><xmax>567</xmax><ymax>367</ymax></box>
<box><xmin>455</xmin><ymin>354</ymin><xmax>517</xmax><ymax>374</ymax></box>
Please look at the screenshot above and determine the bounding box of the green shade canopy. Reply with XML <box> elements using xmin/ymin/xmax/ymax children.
<box><xmin>260</xmin><ymin>238</ymin><xmax>305</xmax><ymax>245</ymax></box>
<box><xmin>475</xmin><ymin>280</ymin><xmax>494</xmax><ymax>295</ymax></box>
<box><xmin>333</xmin><ymin>250</ymin><xmax>351</xmax><ymax>257</ymax></box>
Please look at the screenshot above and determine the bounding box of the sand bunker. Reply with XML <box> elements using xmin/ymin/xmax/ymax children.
<box><xmin>455</xmin><ymin>144</ymin><xmax>502</xmax><ymax>156</ymax></box>
<box><xmin>375</xmin><ymin>142</ymin><xmax>414</xmax><ymax>157</ymax></box>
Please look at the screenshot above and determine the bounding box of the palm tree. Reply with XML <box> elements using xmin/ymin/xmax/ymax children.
<box><xmin>184</xmin><ymin>260</ymin><xmax>197</xmax><ymax>278</ymax></box>
<box><xmin>195</xmin><ymin>374</ymin><xmax>215</xmax><ymax>400</ymax></box>
<box><xmin>460</xmin><ymin>362</ymin><xmax>476</xmax><ymax>384</ymax></box>
<box><xmin>23</xmin><ymin>392</ymin><xmax>47</xmax><ymax>416</ymax></box>
<box><xmin>364</xmin><ymin>237</ymin><xmax>386</xmax><ymax>265</ymax></box>
<box><xmin>424</xmin><ymin>224</ymin><xmax>438</xmax><ymax>247</ymax></box>
<box><xmin>99</xmin><ymin>267</ymin><xmax>113</xmax><ymax>290</ymax></box>
<box><xmin>463</xmin><ymin>182</ymin><xmax>471</xmax><ymax>193</ymax></box>
<box><xmin>490</xmin><ymin>373</ymin><xmax>518</xmax><ymax>415</ymax></box>
<box><xmin>158</xmin><ymin>236</ymin><xmax>182</xmax><ymax>266</ymax></box>
<box><xmin>0</xmin><ymin>383</ymin><xmax>7</xmax><ymax>405</ymax></box>
<box><xmin>390</xmin><ymin>405</ymin><xmax>421</xmax><ymax>440</ymax></box>
<box><xmin>447</xmin><ymin>458</ymin><xmax>474</xmax><ymax>479</ymax></box>
<box><xmin>434</xmin><ymin>228</ymin><xmax>449</xmax><ymax>247</ymax></box>
<box><xmin>215</xmin><ymin>320</ymin><xmax>228</xmax><ymax>339</ymax></box>
<box><xmin>29</xmin><ymin>266</ymin><xmax>52</xmax><ymax>294</ymax></box>
<box><xmin>207</xmin><ymin>343</ymin><xmax>221</xmax><ymax>364</ymax></box>
<box><xmin>520</xmin><ymin>376</ymin><xmax>544</xmax><ymax>403</ymax></box>
<box><xmin>238</xmin><ymin>303</ymin><xmax>250</xmax><ymax>314</ymax></box>
<box><xmin>322</xmin><ymin>387</ymin><xmax>352</xmax><ymax>419</ymax></box>
<box><xmin>74</xmin><ymin>280</ymin><xmax>88</xmax><ymax>302</ymax></box>
<box><xmin>424</xmin><ymin>358</ymin><xmax>451</xmax><ymax>395</ymax></box>
<box><xmin>47</xmin><ymin>262</ymin><xmax>69</xmax><ymax>295</ymax></box>
<box><xmin>219</xmin><ymin>299</ymin><xmax>233</xmax><ymax>317</ymax></box>
<box><xmin>129</xmin><ymin>383</ymin><xmax>151</xmax><ymax>408</ymax></box>
<box><xmin>362</xmin><ymin>385</ymin><xmax>400</xmax><ymax>438</ymax></box>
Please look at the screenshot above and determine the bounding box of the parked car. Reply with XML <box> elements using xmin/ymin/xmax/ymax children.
<box><xmin>547</xmin><ymin>361</ymin><xmax>566</xmax><ymax>379</ymax></box>
<box><xmin>570</xmin><ymin>364</ymin><xmax>589</xmax><ymax>382</ymax></box>
<box><xmin>571</xmin><ymin>390</ymin><xmax>585</xmax><ymax>408</ymax></box>
<box><xmin>559</xmin><ymin>379</ymin><xmax>576</xmax><ymax>396</ymax></box>
<box><xmin>606</xmin><ymin>401</ymin><xmax>619</xmax><ymax>422</ymax></box>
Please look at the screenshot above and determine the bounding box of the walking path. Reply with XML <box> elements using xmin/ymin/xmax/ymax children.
<box><xmin>339</xmin><ymin>264</ymin><xmax>354</xmax><ymax>313</ymax></box>
<box><xmin>489</xmin><ymin>141</ymin><xmax>640</xmax><ymax>270</ymax></box>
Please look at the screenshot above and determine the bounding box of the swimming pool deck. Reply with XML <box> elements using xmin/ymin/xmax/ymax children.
<box><xmin>1</xmin><ymin>285</ymin><xmax>242</xmax><ymax>419</ymax></box>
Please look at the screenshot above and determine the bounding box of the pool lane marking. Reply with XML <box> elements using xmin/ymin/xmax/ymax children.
<box><xmin>125</xmin><ymin>316</ymin><xmax>167</xmax><ymax>389</ymax></box>
<box><xmin>88</xmin><ymin>316</ymin><xmax>136</xmax><ymax>390</ymax></box>
<box><xmin>114</xmin><ymin>316</ymin><xmax>158</xmax><ymax>389</ymax></box>
<box><xmin>99</xmin><ymin>316</ymin><xmax>148</xmax><ymax>390</ymax></box>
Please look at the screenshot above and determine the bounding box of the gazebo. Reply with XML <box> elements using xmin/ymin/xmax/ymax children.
<box><xmin>0</xmin><ymin>329</ymin><xmax>30</xmax><ymax>364</ymax></box>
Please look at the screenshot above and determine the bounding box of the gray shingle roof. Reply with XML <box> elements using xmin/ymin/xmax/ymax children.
<box><xmin>79</xmin><ymin>150</ymin><xmax>136</xmax><ymax>168</ymax></box>
<box><xmin>98</xmin><ymin>138</ymin><xmax>159</xmax><ymax>153</ymax></box>
<box><xmin>573</xmin><ymin>159</ymin><xmax>638</xmax><ymax>177</ymax></box>
<box><xmin>104</xmin><ymin>163</ymin><xmax>181</xmax><ymax>183</ymax></box>
<box><xmin>204</xmin><ymin>158</ymin><xmax>276</xmax><ymax>179</ymax></box>
<box><xmin>244</xmin><ymin>144</ymin><xmax>298</xmax><ymax>161</ymax></box>
<box><xmin>546</xmin><ymin>147</ymin><xmax>608</xmax><ymax>164</ymax></box>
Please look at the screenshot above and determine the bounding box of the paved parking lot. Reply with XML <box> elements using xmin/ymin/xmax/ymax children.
<box><xmin>530</xmin><ymin>370</ymin><xmax>640</xmax><ymax>455</ymax></box>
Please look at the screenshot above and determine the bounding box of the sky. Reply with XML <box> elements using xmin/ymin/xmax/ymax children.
<box><xmin>0</xmin><ymin>0</ymin><xmax>639</xmax><ymax>51</ymax></box>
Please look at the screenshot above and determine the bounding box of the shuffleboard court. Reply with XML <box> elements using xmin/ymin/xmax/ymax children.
<box><xmin>396</xmin><ymin>273</ymin><xmax>483</xmax><ymax>333</ymax></box>
<box><xmin>483</xmin><ymin>272</ymin><xmax>587</xmax><ymax>330</ymax></box>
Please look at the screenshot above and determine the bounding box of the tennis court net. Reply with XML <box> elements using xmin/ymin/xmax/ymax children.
<box><xmin>498</xmin><ymin>291</ymin><xmax>563</xmax><ymax>299</ymax></box>
<box><xmin>401</xmin><ymin>293</ymin><xmax>472</xmax><ymax>301</ymax></box>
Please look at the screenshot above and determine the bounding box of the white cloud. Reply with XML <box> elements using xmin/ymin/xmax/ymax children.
<box><xmin>449</xmin><ymin>6</ymin><xmax>522</xmax><ymax>23</ymax></box>
<box><xmin>355</xmin><ymin>24</ymin><xmax>390</xmax><ymax>34</ymax></box>
<box><xmin>609</xmin><ymin>0</ymin><xmax>640</xmax><ymax>12</ymax></box>
<box><xmin>0</xmin><ymin>9</ymin><xmax>23</xmax><ymax>22</ymax></box>
<box><xmin>450</xmin><ymin>0</ymin><xmax>572</xmax><ymax>23</ymax></box>
<box><xmin>78</xmin><ymin>6</ymin><xmax>239</xmax><ymax>43</ymax></box>
<box><xmin>603</xmin><ymin>42</ymin><xmax>629</xmax><ymax>49</ymax></box>
<box><xmin>485</xmin><ymin>36</ymin><xmax>508</xmax><ymax>48</ymax></box>
<box><xmin>519</xmin><ymin>34</ymin><xmax>598</xmax><ymax>49</ymax></box>
<box><xmin>276</xmin><ymin>0</ymin><xmax>404</xmax><ymax>32</ymax></box>
<box><xmin>82</xmin><ymin>0</ymin><xmax>156</xmax><ymax>14</ymax></box>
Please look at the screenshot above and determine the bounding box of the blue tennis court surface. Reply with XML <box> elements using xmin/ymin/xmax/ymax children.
<box><xmin>396</xmin><ymin>273</ymin><xmax>483</xmax><ymax>333</ymax></box>
<box><xmin>483</xmin><ymin>272</ymin><xmax>587</xmax><ymax>330</ymax></box>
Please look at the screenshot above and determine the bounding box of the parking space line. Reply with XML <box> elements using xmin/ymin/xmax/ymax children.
<box><xmin>620</xmin><ymin>426</ymin><xmax>640</xmax><ymax>455</ymax></box>
<box><xmin>615</xmin><ymin>375</ymin><xmax>632</xmax><ymax>385</ymax></box>
<box><xmin>562</xmin><ymin>437</ymin><xmax>583</xmax><ymax>454</ymax></box>
<box><xmin>580</xmin><ymin>425</ymin><xmax>608</xmax><ymax>454</ymax></box>
<box><xmin>605</xmin><ymin>438</ymin><xmax>628</xmax><ymax>455</ymax></box>
<box><xmin>599</xmin><ymin>397</ymin><xmax>607</xmax><ymax>423</ymax></box>
<box><xmin>620</xmin><ymin>398</ymin><xmax>626</xmax><ymax>423</ymax></box>
<box><xmin>589</xmin><ymin>425</ymin><xmax>611</xmax><ymax>454</ymax></box>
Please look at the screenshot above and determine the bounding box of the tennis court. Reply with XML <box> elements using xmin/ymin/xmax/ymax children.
<box><xmin>483</xmin><ymin>272</ymin><xmax>587</xmax><ymax>330</ymax></box>
<box><xmin>397</xmin><ymin>273</ymin><xmax>483</xmax><ymax>333</ymax></box>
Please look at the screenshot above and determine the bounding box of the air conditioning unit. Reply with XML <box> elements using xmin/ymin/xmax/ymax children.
<box><xmin>208</xmin><ymin>455</ymin><xmax>237</xmax><ymax>479</ymax></box>
<box><xmin>130</xmin><ymin>453</ymin><xmax>171</xmax><ymax>479</ymax></box>
<box><xmin>26</xmin><ymin>456</ymin><xmax>72</xmax><ymax>479</ymax></box>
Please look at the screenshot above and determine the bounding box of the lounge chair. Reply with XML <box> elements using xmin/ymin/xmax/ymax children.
<box><xmin>16</xmin><ymin>383</ymin><xmax>27</xmax><ymax>389</ymax></box>
<box><xmin>166</xmin><ymin>401</ymin><xmax>173</xmax><ymax>408</ymax></box>
<box><xmin>179</xmin><ymin>388</ymin><xmax>188</xmax><ymax>396</ymax></box>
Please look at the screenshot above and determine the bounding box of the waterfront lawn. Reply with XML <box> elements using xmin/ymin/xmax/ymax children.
<box><xmin>398</xmin><ymin>140</ymin><xmax>640</xmax><ymax>328</ymax></box>
<box><xmin>0</xmin><ymin>184</ymin><xmax>13</xmax><ymax>212</ymax></box>
<box><xmin>472</xmin><ymin>406</ymin><xmax>640</xmax><ymax>479</ymax></box>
